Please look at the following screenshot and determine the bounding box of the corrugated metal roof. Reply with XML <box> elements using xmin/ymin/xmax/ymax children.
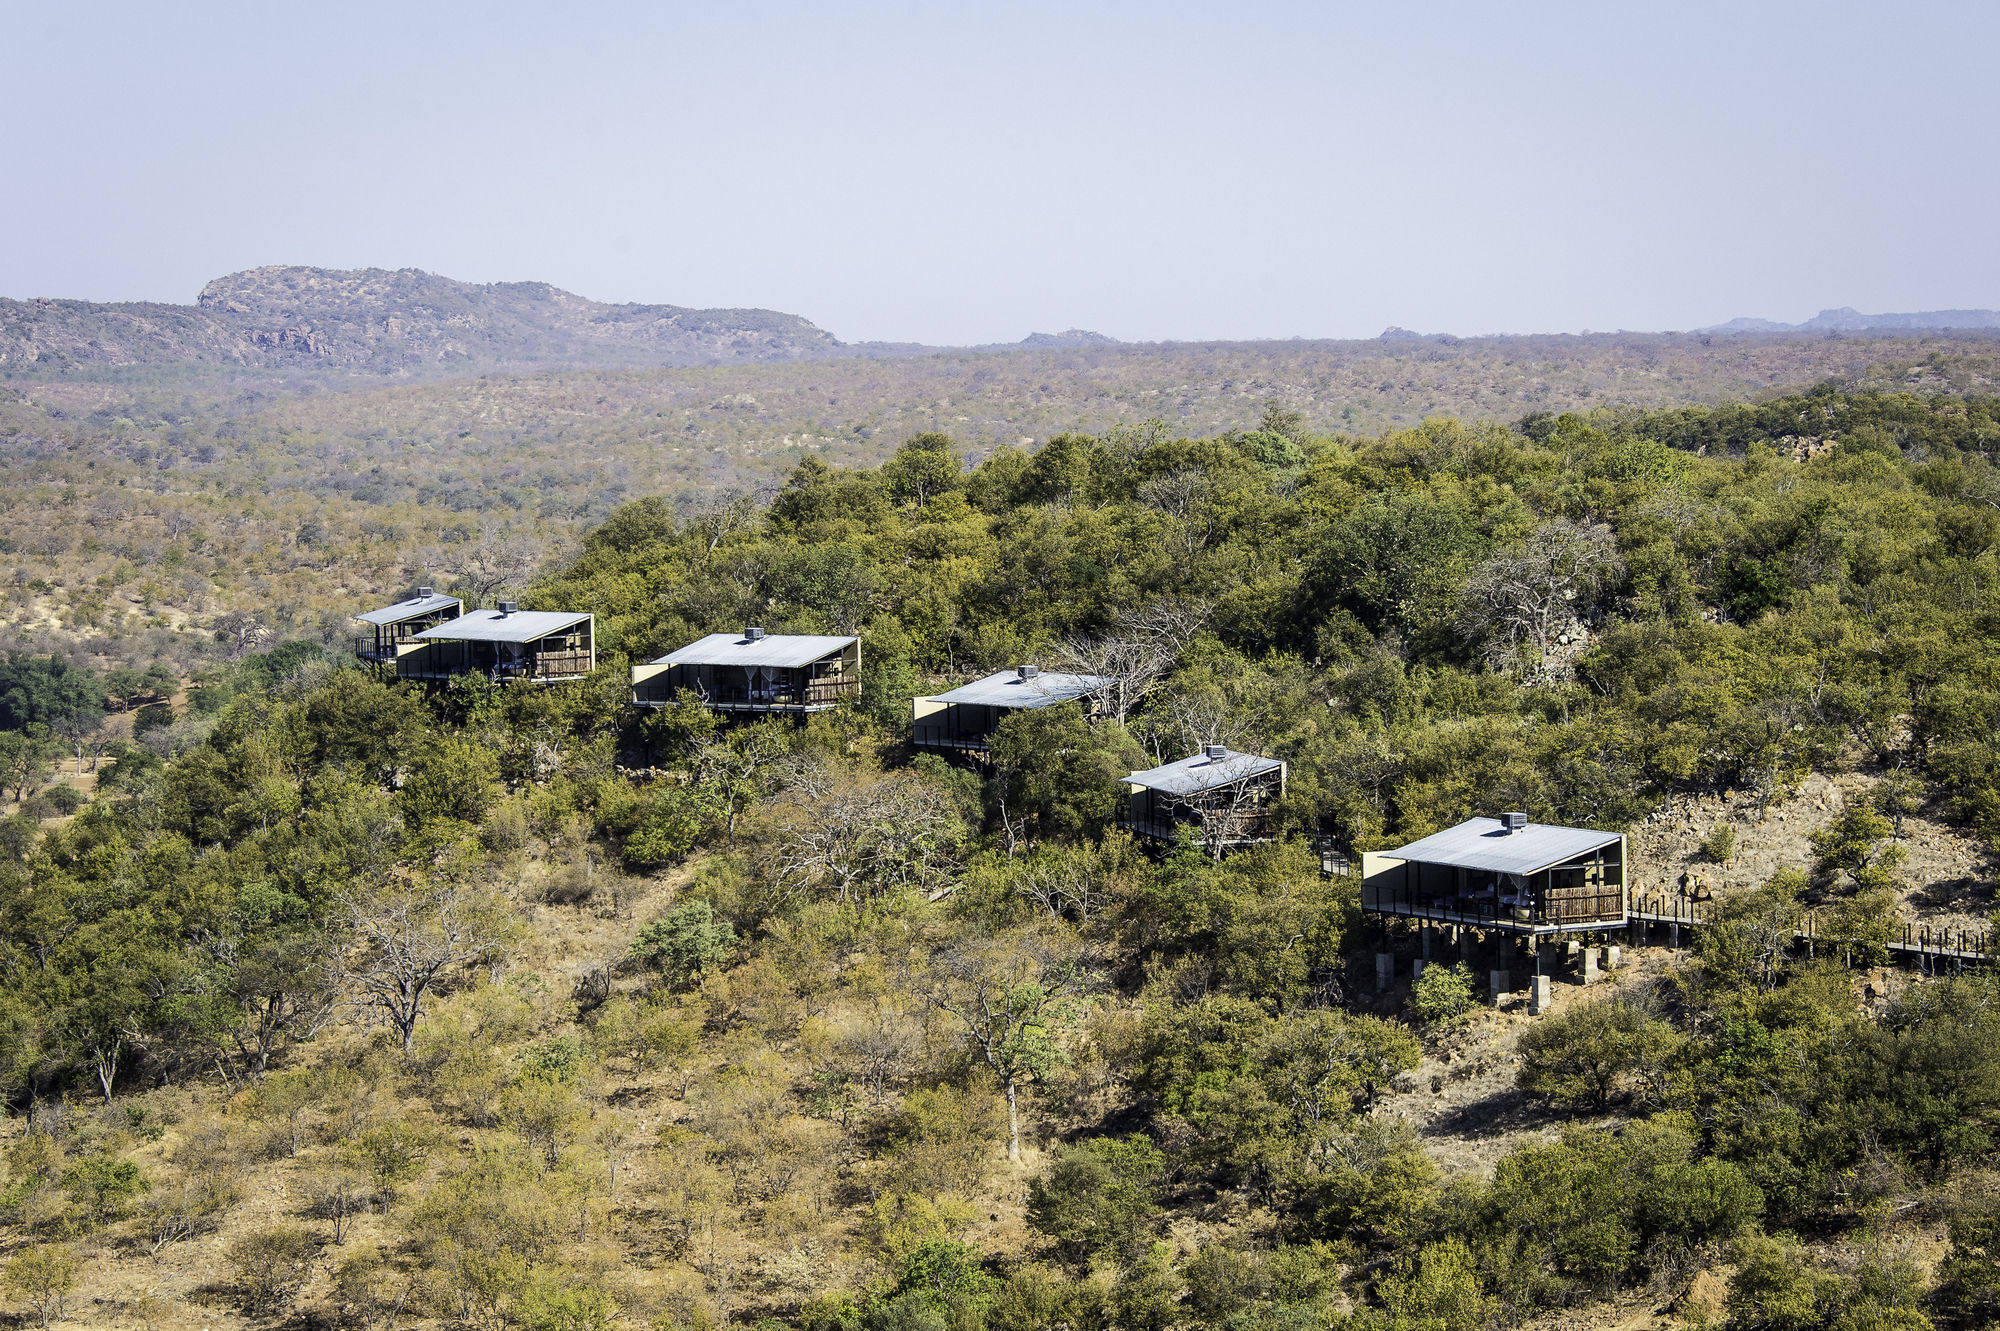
<box><xmin>414</xmin><ymin>609</ymin><xmax>592</xmax><ymax>645</ymax></box>
<box><xmin>1383</xmin><ymin>817</ymin><xmax>1620</xmax><ymax>875</ymax></box>
<box><xmin>1128</xmin><ymin>749</ymin><xmax>1285</xmax><ymax>795</ymax></box>
<box><xmin>927</xmin><ymin>669</ymin><xmax>1106</xmax><ymax>708</ymax></box>
<box><xmin>654</xmin><ymin>633</ymin><xmax>856</xmax><ymax>669</ymax></box>
<box><xmin>354</xmin><ymin>593</ymin><xmax>460</xmax><ymax>626</ymax></box>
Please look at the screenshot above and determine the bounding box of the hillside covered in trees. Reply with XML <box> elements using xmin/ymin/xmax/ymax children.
<box><xmin>3</xmin><ymin>383</ymin><xmax>2000</xmax><ymax>1330</ymax></box>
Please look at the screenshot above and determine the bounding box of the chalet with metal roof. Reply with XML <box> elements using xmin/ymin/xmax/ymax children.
<box><xmin>1120</xmin><ymin>745</ymin><xmax>1287</xmax><ymax>850</ymax></box>
<box><xmin>912</xmin><ymin>666</ymin><xmax>1107</xmax><ymax>758</ymax></box>
<box><xmin>352</xmin><ymin>588</ymin><xmax>462</xmax><ymax>666</ymax></box>
<box><xmin>1360</xmin><ymin>814</ymin><xmax>1626</xmax><ymax>934</ymax></box>
<box><xmin>395</xmin><ymin>602</ymin><xmax>595</xmax><ymax>684</ymax></box>
<box><xmin>632</xmin><ymin>627</ymin><xmax>859</xmax><ymax>714</ymax></box>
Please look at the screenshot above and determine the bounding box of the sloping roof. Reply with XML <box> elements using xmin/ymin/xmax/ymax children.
<box><xmin>1128</xmin><ymin>749</ymin><xmax>1285</xmax><ymax>796</ymax></box>
<box><xmin>1383</xmin><ymin>817</ymin><xmax>1620</xmax><ymax>875</ymax></box>
<box><xmin>413</xmin><ymin>609</ymin><xmax>592</xmax><ymax>645</ymax></box>
<box><xmin>654</xmin><ymin>633</ymin><xmax>855</xmax><ymax>669</ymax></box>
<box><xmin>354</xmin><ymin>593</ymin><xmax>460</xmax><ymax>626</ymax></box>
<box><xmin>928</xmin><ymin>669</ymin><xmax>1106</xmax><ymax>709</ymax></box>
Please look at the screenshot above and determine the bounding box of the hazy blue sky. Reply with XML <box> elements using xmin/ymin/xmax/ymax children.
<box><xmin>5</xmin><ymin>1</ymin><xmax>1997</xmax><ymax>344</ymax></box>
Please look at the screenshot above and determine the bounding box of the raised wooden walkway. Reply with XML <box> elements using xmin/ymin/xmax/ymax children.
<box><xmin>1627</xmin><ymin>892</ymin><xmax>1989</xmax><ymax>970</ymax></box>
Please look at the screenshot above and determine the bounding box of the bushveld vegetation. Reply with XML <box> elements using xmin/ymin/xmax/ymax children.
<box><xmin>3</xmin><ymin>337</ymin><xmax>1995</xmax><ymax>676</ymax></box>
<box><xmin>2</xmin><ymin>376</ymin><xmax>2000</xmax><ymax>1329</ymax></box>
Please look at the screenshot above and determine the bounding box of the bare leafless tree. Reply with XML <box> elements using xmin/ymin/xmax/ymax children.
<box><xmin>439</xmin><ymin>526</ymin><xmax>544</xmax><ymax>605</ymax></box>
<box><xmin>1138</xmin><ymin>467</ymin><xmax>1218</xmax><ymax>557</ymax></box>
<box><xmin>1060</xmin><ymin>596</ymin><xmax>1211</xmax><ymax>722</ymax></box>
<box><xmin>339</xmin><ymin>878</ymin><xmax>513</xmax><ymax>1053</ymax></box>
<box><xmin>1138</xmin><ymin>687</ymin><xmax>1262</xmax><ymax>765</ymax></box>
<box><xmin>771</xmin><ymin>749</ymin><xmax>836</xmax><ymax>801</ymax></box>
<box><xmin>771</xmin><ymin>773</ymin><xmax>964</xmax><ymax>906</ymax></box>
<box><xmin>1186</xmin><ymin>766</ymin><xmax>1280</xmax><ymax>860</ymax></box>
<box><xmin>210</xmin><ymin>608</ymin><xmax>272</xmax><ymax>659</ymax></box>
<box><xmin>1460</xmin><ymin>518</ymin><xmax>1621</xmax><ymax>677</ymax></box>
<box><xmin>838</xmin><ymin>1001</ymin><xmax>923</xmax><ymax>1106</ymax></box>
<box><xmin>679</xmin><ymin>488</ymin><xmax>761</xmax><ymax>568</ymax></box>
<box><xmin>1012</xmin><ymin>851</ymin><xmax>1108</xmax><ymax>925</ymax></box>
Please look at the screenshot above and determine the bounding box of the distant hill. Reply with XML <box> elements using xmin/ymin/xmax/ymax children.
<box><xmin>1706</xmin><ymin>307</ymin><xmax>2000</xmax><ymax>334</ymax></box>
<box><xmin>1016</xmin><ymin>328</ymin><xmax>1119</xmax><ymax>348</ymax></box>
<box><xmin>0</xmin><ymin>265</ymin><xmax>846</xmax><ymax>374</ymax></box>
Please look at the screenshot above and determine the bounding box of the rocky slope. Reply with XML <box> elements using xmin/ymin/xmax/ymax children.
<box><xmin>1628</xmin><ymin>770</ymin><xmax>1996</xmax><ymax>933</ymax></box>
<box><xmin>0</xmin><ymin>266</ymin><xmax>845</xmax><ymax>374</ymax></box>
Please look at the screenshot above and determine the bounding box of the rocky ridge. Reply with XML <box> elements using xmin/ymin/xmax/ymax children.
<box><xmin>0</xmin><ymin>265</ymin><xmax>845</xmax><ymax>374</ymax></box>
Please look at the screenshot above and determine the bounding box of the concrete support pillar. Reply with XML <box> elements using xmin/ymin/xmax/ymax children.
<box><xmin>1580</xmin><ymin>944</ymin><xmax>1599</xmax><ymax>985</ymax></box>
<box><xmin>1411</xmin><ymin>958</ymin><xmax>1427</xmax><ymax>985</ymax></box>
<box><xmin>1604</xmin><ymin>945</ymin><xmax>1621</xmax><ymax>971</ymax></box>
<box><xmin>1420</xmin><ymin>926</ymin><xmax>1434</xmax><ymax>961</ymax></box>
<box><xmin>1528</xmin><ymin>974</ymin><xmax>1553</xmax><ymax>1014</ymax></box>
<box><xmin>1375</xmin><ymin>952</ymin><xmax>1394</xmax><ymax>992</ymax></box>
<box><xmin>1669</xmin><ymin>923</ymin><xmax>1681</xmax><ymax>948</ymax></box>
<box><xmin>1490</xmin><ymin>968</ymin><xmax>1509</xmax><ymax>1006</ymax></box>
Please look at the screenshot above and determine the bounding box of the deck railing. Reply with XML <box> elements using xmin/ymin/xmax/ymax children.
<box><xmin>636</xmin><ymin>676</ymin><xmax>859</xmax><ymax>709</ymax></box>
<box><xmin>1361</xmin><ymin>875</ymin><xmax>1626</xmax><ymax>929</ymax></box>
<box><xmin>508</xmin><ymin>650</ymin><xmax>594</xmax><ymax>680</ymax></box>
<box><xmin>354</xmin><ymin>631</ymin><xmax>426</xmax><ymax>662</ymax></box>
<box><xmin>1621</xmin><ymin>893</ymin><xmax>1994</xmax><ymax>969</ymax></box>
<box><xmin>1118</xmin><ymin>814</ymin><xmax>1276</xmax><ymax>846</ymax></box>
<box><xmin>397</xmin><ymin>647</ymin><xmax>594</xmax><ymax>683</ymax></box>
<box><xmin>912</xmin><ymin>725</ymin><xmax>993</xmax><ymax>753</ymax></box>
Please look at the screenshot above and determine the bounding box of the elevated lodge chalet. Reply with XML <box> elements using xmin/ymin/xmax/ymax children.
<box><xmin>1120</xmin><ymin>745</ymin><xmax>1287</xmax><ymax>848</ymax></box>
<box><xmin>911</xmin><ymin>665</ymin><xmax>1107</xmax><ymax>758</ymax></box>
<box><xmin>1361</xmin><ymin>814</ymin><xmax>1627</xmax><ymax>934</ymax></box>
<box><xmin>352</xmin><ymin>588</ymin><xmax>462</xmax><ymax>666</ymax></box>
<box><xmin>631</xmin><ymin>628</ymin><xmax>860</xmax><ymax>715</ymax></box>
<box><xmin>393</xmin><ymin>603</ymin><xmax>596</xmax><ymax>684</ymax></box>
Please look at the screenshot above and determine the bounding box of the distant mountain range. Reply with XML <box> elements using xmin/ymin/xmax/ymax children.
<box><xmin>5</xmin><ymin>266</ymin><xmax>1999</xmax><ymax>378</ymax></box>
<box><xmin>1704</xmin><ymin>307</ymin><xmax>2000</xmax><ymax>334</ymax></box>
<box><xmin>0</xmin><ymin>266</ymin><xmax>846</xmax><ymax>374</ymax></box>
<box><xmin>0</xmin><ymin>266</ymin><xmax>1148</xmax><ymax>376</ymax></box>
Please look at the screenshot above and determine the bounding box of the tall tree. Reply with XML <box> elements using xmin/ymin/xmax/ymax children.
<box><xmin>914</xmin><ymin>926</ymin><xmax>1083</xmax><ymax>1162</ymax></box>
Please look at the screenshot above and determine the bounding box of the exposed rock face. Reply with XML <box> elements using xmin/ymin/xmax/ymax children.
<box><xmin>0</xmin><ymin>265</ymin><xmax>844</xmax><ymax>373</ymax></box>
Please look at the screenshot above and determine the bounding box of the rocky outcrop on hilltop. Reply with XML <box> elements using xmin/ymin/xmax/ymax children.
<box><xmin>0</xmin><ymin>266</ymin><xmax>844</xmax><ymax>374</ymax></box>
